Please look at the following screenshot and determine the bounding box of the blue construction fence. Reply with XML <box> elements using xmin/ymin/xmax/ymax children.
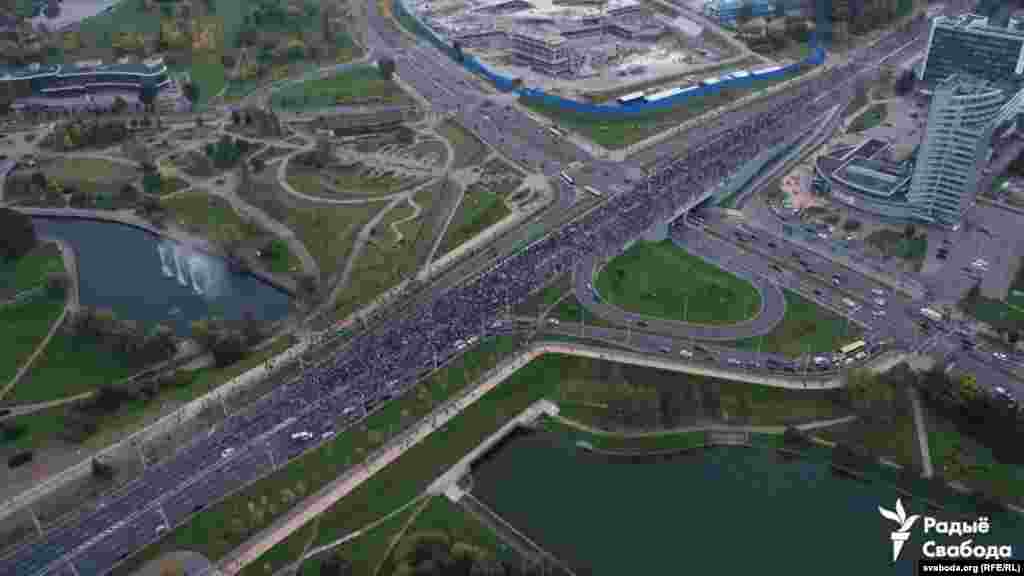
<box><xmin>392</xmin><ymin>0</ymin><xmax>826</xmax><ymax>117</ymax></box>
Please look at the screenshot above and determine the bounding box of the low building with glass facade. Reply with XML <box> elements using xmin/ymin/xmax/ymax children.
<box><xmin>702</xmin><ymin>0</ymin><xmax>775</xmax><ymax>26</ymax></box>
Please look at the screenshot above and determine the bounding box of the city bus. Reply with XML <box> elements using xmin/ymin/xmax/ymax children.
<box><xmin>920</xmin><ymin>307</ymin><xmax>944</xmax><ymax>323</ymax></box>
<box><xmin>839</xmin><ymin>340</ymin><xmax>866</xmax><ymax>357</ymax></box>
<box><xmin>584</xmin><ymin>185</ymin><xmax>602</xmax><ymax>197</ymax></box>
<box><xmin>560</xmin><ymin>171</ymin><xmax>576</xmax><ymax>186</ymax></box>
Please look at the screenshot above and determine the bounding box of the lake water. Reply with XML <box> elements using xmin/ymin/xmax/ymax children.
<box><xmin>32</xmin><ymin>217</ymin><xmax>292</xmax><ymax>336</ymax></box>
<box><xmin>470</xmin><ymin>429</ymin><xmax>1022</xmax><ymax>576</ymax></box>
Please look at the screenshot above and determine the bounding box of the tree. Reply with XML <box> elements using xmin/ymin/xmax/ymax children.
<box><xmin>45</xmin><ymin>271</ymin><xmax>67</xmax><ymax>298</ymax></box>
<box><xmin>378</xmin><ymin>56</ymin><xmax>396</xmax><ymax>81</ymax></box>
<box><xmin>843</xmin><ymin>368</ymin><xmax>895</xmax><ymax>423</ymax></box>
<box><xmin>142</xmin><ymin>171</ymin><xmax>163</xmax><ymax>196</ymax></box>
<box><xmin>182</xmin><ymin>81</ymin><xmax>199</xmax><ymax>104</ymax></box>
<box><xmin>954</xmin><ymin>374</ymin><xmax>982</xmax><ymax>406</ymax></box>
<box><xmin>91</xmin><ymin>458</ymin><xmax>115</xmax><ymax>480</ymax></box>
<box><xmin>0</xmin><ymin>207</ymin><xmax>37</xmax><ymax>262</ymax></box>
<box><xmin>320</xmin><ymin>554</ymin><xmax>353</xmax><ymax>576</ymax></box>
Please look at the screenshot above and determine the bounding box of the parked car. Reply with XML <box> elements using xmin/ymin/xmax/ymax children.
<box><xmin>679</xmin><ymin>349</ymin><xmax>694</xmax><ymax>358</ymax></box>
<box><xmin>7</xmin><ymin>451</ymin><xmax>32</xmax><ymax>468</ymax></box>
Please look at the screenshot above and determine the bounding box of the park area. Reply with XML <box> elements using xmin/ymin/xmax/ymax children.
<box><xmin>270</xmin><ymin>66</ymin><xmax>410</xmax><ymax>110</ymax></box>
<box><xmin>594</xmin><ymin>240</ymin><xmax>761</xmax><ymax>325</ymax></box>
<box><xmin>732</xmin><ymin>290</ymin><xmax>863</xmax><ymax>357</ymax></box>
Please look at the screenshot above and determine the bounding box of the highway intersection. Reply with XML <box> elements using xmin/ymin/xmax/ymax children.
<box><xmin>2</xmin><ymin>1</ymin><xmax>1022</xmax><ymax>575</ymax></box>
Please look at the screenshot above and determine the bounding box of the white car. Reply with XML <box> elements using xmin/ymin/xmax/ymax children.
<box><xmin>844</xmin><ymin>357</ymin><xmax>855</xmax><ymax>366</ymax></box>
<box><xmin>993</xmin><ymin>352</ymin><xmax>1009</xmax><ymax>361</ymax></box>
<box><xmin>291</xmin><ymin>431</ymin><xmax>313</xmax><ymax>441</ymax></box>
<box><xmin>855</xmin><ymin>351</ymin><xmax>867</xmax><ymax>361</ymax></box>
<box><xmin>994</xmin><ymin>386</ymin><xmax>1009</xmax><ymax>396</ymax></box>
<box><xmin>872</xmin><ymin>309</ymin><xmax>886</xmax><ymax>317</ymax></box>
<box><xmin>871</xmin><ymin>288</ymin><xmax>886</xmax><ymax>297</ymax></box>
<box><xmin>547</xmin><ymin>318</ymin><xmax>560</xmax><ymax>326</ymax></box>
<box><xmin>221</xmin><ymin>448</ymin><xmax>235</xmax><ymax>459</ymax></box>
<box><xmin>321</xmin><ymin>430</ymin><xmax>335</xmax><ymax>439</ymax></box>
<box><xmin>727</xmin><ymin>358</ymin><xmax>742</xmax><ymax>365</ymax></box>
<box><xmin>679</xmin><ymin>349</ymin><xmax>694</xmax><ymax>358</ymax></box>
<box><xmin>874</xmin><ymin>298</ymin><xmax>886</xmax><ymax>307</ymax></box>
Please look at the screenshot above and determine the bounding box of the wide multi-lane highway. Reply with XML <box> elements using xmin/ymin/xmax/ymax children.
<box><xmin>3</xmin><ymin>2</ymin><xmax>1013</xmax><ymax>576</ymax></box>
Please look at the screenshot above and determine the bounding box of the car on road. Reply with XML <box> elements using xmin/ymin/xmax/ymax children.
<box><xmin>871</xmin><ymin>288</ymin><xmax>886</xmax><ymax>297</ymax></box>
<box><xmin>679</xmin><ymin>349</ymin><xmax>693</xmax><ymax>358</ymax></box>
<box><xmin>727</xmin><ymin>358</ymin><xmax>742</xmax><ymax>366</ymax></box>
<box><xmin>659</xmin><ymin>346</ymin><xmax>671</xmax><ymax>354</ymax></box>
<box><xmin>874</xmin><ymin>298</ymin><xmax>886</xmax><ymax>307</ymax></box>
<box><xmin>636</xmin><ymin>320</ymin><xmax>648</xmax><ymax>327</ymax></box>
<box><xmin>855</xmin><ymin>351</ymin><xmax>867</xmax><ymax>361</ymax></box>
<box><xmin>872</xmin><ymin>309</ymin><xmax>886</xmax><ymax>317</ymax></box>
<box><xmin>993</xmin><ymin>351</ymin><xmax>1009</xmax><ymax>361</ymax></box>
<box><xmin>813</xmin><ymin>288</ymin><xmax>823</xmax><ymax>296</ymax></box>
<box><xmin>291</xmin><ymin>431</ymin><xmax>313</xmax><ymax>441</ymax></box>
<box><xmin>547</xmin><ymin>318</ymin><xmax>560</xmax><ymax>326</ymax></box>
<box><xmin>221</xmin><ymin>448</ymin><xmax>234</xmax><ymax>459</ymax></box>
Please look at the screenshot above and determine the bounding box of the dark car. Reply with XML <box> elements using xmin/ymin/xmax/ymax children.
<box><xmin>767</xmin><ymin>241</ymin><xmax>776</xmax><ymax>248</ymax></box>
<box><xmin>813</xmin><ymin>288</ymin><xmax>823</xmax><ymax>296</ymax></box>
<box><xmin>7</xmin><ymin>451</ymin><xmax>32</xmax><ymax>468</ymax></box>
<box><xmin>636</xmin><ymin>320</ymin><xmax>648</xmax><ymax>327</ymax></box>
<box><xmin>782</xmin><ymin>365</ymin><xmax>797</xmax><ymax>373</ymax></box>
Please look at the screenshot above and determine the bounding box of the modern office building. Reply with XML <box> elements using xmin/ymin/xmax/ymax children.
<box><xmin>919</xmin><ymin>14</ymin><xmax>1024</xmax><ymax>85</ymax></box>
<box><xmin>908</xmin><ymin>75</ymin><xmax>1006</xmax><ymax>226</ymax></box>
<box><xmin>0</xmin><ymin>57</ymin><xmax>171</xmax><ymax>103</ymax></box>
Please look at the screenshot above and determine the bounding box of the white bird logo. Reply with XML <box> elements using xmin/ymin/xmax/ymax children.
<box><xmin>879</xmin><ymin>498</ymin><xmax>920</xmax><ymax>562</ymax></box>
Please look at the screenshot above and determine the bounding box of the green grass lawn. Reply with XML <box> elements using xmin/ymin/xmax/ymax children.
<box><xmin>523</xmin><ymin>68</ymin><xmax>808</xmax><ymax>149</ymax></box>
<box><xmin>111</xmin><ymin>335</ymin><xmax>525</xmax><ymax>576</ymax></box>
<box><xmin>436</xmin><ymin>189</ymin><xmax>510</xmax><ymax>258</ymax></box>
<box><xmin>548</xmin><ymin>294</ymin><xmax>615</xmax><ymax>329</ymax></box>
<box><xmin>186</xmin><ymin>59</ymin><xmax>228</xmax><ymax>104</ymax></box>
<box><xmin>270</xmin><ymin>66</ymin><xmax>408</xmax><ymax>109</ymax></box>
<box><xmin>0</xmin><ymin>296</ymin><xmax>65</xmax><ymax>391</ymax></box>
<box><xmin>732</xmin><ymin>289</ymin><xmax>862</xmax><ymax>358</ymax></box>
<box><xmin>0</xmin><ymin>242</ymin><xmax>64</xmax><ymax>298</ymax></box>
<box><xmin>437</xmin><ymin>120</ymin><xmax>489</xmax><ymax>171</ymax></box>
<box><xmin>595</xmin><ymin>240</ymin><xmax>761</xmax><ymax>325</ymax></box>
<box><xmin>330</xmin><ymin>199</ymin><xmax>422</xmax><ymax>322</ymax></box>
<box><xmin>865</xmin><ymin>229</ymin><xmax>928</xmax><ymax>269</ymax></box>
<box><xmin>713</xmin><ymin>379</ymin><xmax>848</xmax><ymax>426</ymax></box>
<box><xmin>926</xmin><ymin>409</ymin><xmax>1024</xmax><ymax>506</ymax></box>
<box><xmin>161</xmin><ymin>191</ymin><xmax>257</xmax><ymax>247</ymax></box>
<box><xmin>960</xmin><ymin>294</ymin><xmax>1024</xmax><ymax>332</ymax></box>
<box><xmin>0</xmin><ymin>404</ymin><xmax>68</xmax><ymax>452</ymax></box>
<box><xmin>294</xmin><ymin>501</ymin><xmax>424</xmax><ymax>576</ymax></box>
<box><xmin>8</xmin><ymin>331</ymin><xmax>139</xmax><ymax>404</ymax></box>
<box><xmin>848</xmin><ymin>102</ymin><xmax>888</xmax><ymax>133</ymax></box>
<box><xmin>814</xmin><ymin>404</ymin><xmax>920</xmax><ymax>470</ymax></box>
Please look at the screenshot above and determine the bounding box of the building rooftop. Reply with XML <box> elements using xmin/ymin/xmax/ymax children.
<box><xmin>0</xmin><ymin>58</ymin><xmax>167</xmax><ymax>81</ymax></box>
<box><xmin>937</xmin><ymin>73</ymin><xmax>1003</xmax><ymax>96</ymax></box>
<box><xmin>934</xmin><ymin>13</ymin><xmax>1024</xmax><ymax>38</ymax></box>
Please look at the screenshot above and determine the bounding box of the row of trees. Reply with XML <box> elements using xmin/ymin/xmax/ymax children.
<box><xmin>0</xmin><ymin>207</ymin><xmax>37</xmax><ymax>262</ymax></box>
<box><xmin>46</xmin><ymin>118</ymin><xmax>132</xmax><ymax>151</ymax></box>
<box><xmin>190</xmin><ymin>313</ymin><xmax>267</xmax><ymax>368</ymax></box>
<box><xmin>67</xmin><ymin>307</ymin><xmax>178</xmax><ymax>366</ymax></box>
<box><xmin>918</xmin><ymin>364</ymin><xmax>1023</xmax><ymax>466</ymax></box>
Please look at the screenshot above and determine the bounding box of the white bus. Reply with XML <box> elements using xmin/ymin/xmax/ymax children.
<box><xmin>560</xmin><ymin>171</ymin><xmax>576</xmax><ymax>186</ymax></box>
<box><xmin>617</xmin><ymin>91</ymin><xmax>646</xmax><ymax>105</ymax></box>
<box><xmin>840</xmin><ymin>340</ymin><xmax>866</xmax><ymax>356</ymax></box>
<box><xmin>920</xmin><ymin>307</ymin><xmax>944</xmax><ymax>323</ymax></box>
<box><xmin>584</xmin><ymin>185</ymin><xmax>602</xmax><ymax>197</ymax></box>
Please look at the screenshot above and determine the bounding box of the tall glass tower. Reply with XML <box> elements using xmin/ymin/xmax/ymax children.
<box><xmin>908</xmin><ymin>75</ymin><xmax>1006</xmax><ymax>227</ymax></box>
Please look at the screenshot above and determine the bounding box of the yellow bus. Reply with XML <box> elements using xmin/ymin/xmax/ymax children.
<box><xmin>839</xmin><ymin>340</ymin><xmax>866</xmax><ymax>356</ymax></box>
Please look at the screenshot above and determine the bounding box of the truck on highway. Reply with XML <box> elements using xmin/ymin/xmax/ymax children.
<box><xmin>920</xmin><ymin>307</ymin><xmax>944</xmax><ymax>323</ymax></box>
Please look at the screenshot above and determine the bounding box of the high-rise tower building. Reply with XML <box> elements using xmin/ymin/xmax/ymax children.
<box><xmin>919</xmin><ymin>14</ymin><xmax>1024</xmax><ymax>85</ymax></box>
<box><xmin>908</xmin><ymin>75</ymin><xmax>1006</xmax><ymax>226</ymax></box>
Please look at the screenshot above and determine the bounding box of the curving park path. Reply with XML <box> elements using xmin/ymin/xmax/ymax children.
<box><xmin>573</xmin><ymin>232</ymin><xmax>788</xmax><ymax>342</ymax></box>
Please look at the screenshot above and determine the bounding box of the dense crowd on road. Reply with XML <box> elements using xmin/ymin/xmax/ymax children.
<box><xmin>0</xmin><ymin>7</ymin><xmax>957</xmax><ymax>576</ymax></box>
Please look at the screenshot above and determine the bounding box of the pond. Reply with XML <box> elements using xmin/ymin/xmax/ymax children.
<box><xmin>470</xmin><ymin>429</ymin><xmax>1022</xmax><ymax>576</ymax></box>
<box><xmin>32</xmin><ymin>217</ymin><xmax>292</xmax><ymax>336</ymax></box>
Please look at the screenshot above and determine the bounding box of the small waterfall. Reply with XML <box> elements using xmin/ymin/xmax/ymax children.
<box><xmin>157</xmin><ymin>243</ymin><xmax>174</xmax><ymax>278</ymax></box>
<box><xmin>173</xmin><ymin>246</ymin><xmax>188</xmax><ymax>287</ymax></box>
<box><xmin>189</xmin><ymin>256</ymin><xmax>205</xmax><ymax>296</ymax></box>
